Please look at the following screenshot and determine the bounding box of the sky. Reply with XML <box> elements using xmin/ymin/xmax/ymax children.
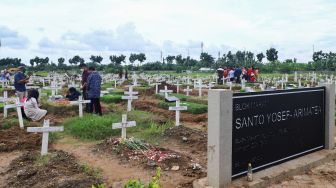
<box><xmin>0</xmin><ymin>0</ymin><xmax>335</xmax><ymax>64</ymax></box>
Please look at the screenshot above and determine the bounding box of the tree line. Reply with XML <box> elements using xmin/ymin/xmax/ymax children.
<box><xmin>0</xmin><ymin>48</ymin><xmax>335</xmax><ymax>73</ymax></box>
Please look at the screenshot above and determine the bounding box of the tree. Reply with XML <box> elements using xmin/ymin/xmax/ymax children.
<box><xmin>175</xmin><ymin>55</ymin><xmax>183</xmax><ymax>65</ymax></box>
<box><xmin>109</xmin><ymin>55</ymin><xmax>126</xmax><ymax>65</ymax></box>
<box><xmin>256</xmin><ymin>53</ymin><xmax>265</xmax><ymax>62</ymax></box>
<box><xmin>129</xmin><ymin>53</ymin><xmax>138</xmax><ymax>64</ymax></box>
<box><xmin>266</xmin><ymin>48</ymin><xmax>278</xmax><ymax>62</ymax></box>
<box><xmin>58</xmin><ymin>57</ymin><xmax>65</xmax><ymax>64</ymax></box>
<box><xmin>29</xmin><ymin>59</ymin><xmax>34</xmax><ymax>67</ymax></box>
<box><xmin>166</xmin><ymin>55</ymin><xmax>175</xmax><ymax>64</ymax></box>
<box><xmin>137</xmin><ymin>53</ymin><xmax>146</xmax><ymax>65</ymax></box>
<box><xmin>69</xmin><ymin>55</ymin><xmax>84</xmax><ymax>65</ymax></box>
<box><xmin>90</xmin><ymin>55</ymin><xmax>103</xmax><ymax>64</ymax></box>
<box><xmin>200</xmin><ymin>52</ymin><xmax>215</xmax><ymax>67</ymax></box>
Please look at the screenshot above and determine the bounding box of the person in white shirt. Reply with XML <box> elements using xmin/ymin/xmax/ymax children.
<box><xmin>229</xmin><ymin>68</ymin><xmax>235</xmax><ymax>82</ymax></box>
<box><xmin>24</xmin><ymin>89</ymin><xmax>47</xmax><ymax>121</ymax></box>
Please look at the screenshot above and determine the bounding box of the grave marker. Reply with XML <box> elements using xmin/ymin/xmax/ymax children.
<box><xmin>159</xmin><ymin>86</ymin><xmax>173</xmax><ymax>98</ymax></box>
<box><xmin>4</xmin><ymin>98</ymin><xmax>24</xmax><ymax>128</ymax></box>
<box><xmin>112</xmin><ymin>114</ymin><xmax>136</xmax><ymax>139</ymax></box>
<box><xmin>70</xmin><ymin>96</ymin><xmax>91</xmax><ymax>117</ymax></box>
<box><xmin>27</xmin><ymin>119</ymin><xmax>64</xmax><ymax>156</ymax></box>
<box><xmin>122</xmin><ymin>86</ymin><xmax>138</xmax><ymax>112</ymax></box>
<box><xmin>169</xmin><ymin>100</ymin><xmax>187</xmax><ymax>127</ymax></box>
<box><xmin>184</xmin><ymin>86</ymin><xmax>192</xmax><ymax>96</ymax></box>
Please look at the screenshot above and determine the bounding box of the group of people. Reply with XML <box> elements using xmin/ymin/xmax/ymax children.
<box><xmin>12</xmin><ymin>64</ymin><xmax>103</xmax><ymax>122</ymax></box>
<box><xmin>217</xmin><ymin>66</ymin><xmax>259</xmax><ymax>84</ymax></box>
<box><xmin>0</xmin><ymin>69</ymin><xmax>11</xmax><ymax>82</ymax></box>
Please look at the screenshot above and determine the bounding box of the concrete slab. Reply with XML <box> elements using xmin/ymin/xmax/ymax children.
<box><xmin>194</xmin><ymin>149</ymin><xmax>336</xmax><ymax>188</ymax></box>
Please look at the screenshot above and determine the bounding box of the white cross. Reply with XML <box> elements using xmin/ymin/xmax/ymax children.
<box><xmin>44</xmin><ymin>84</ymin><xmax>61</xmax><ymax>97</ymax></box>
<box><xmin>174</xmin><ymin>82</ymin><xmax>181</xmax><ymax>93</ymax></box>
<box><xmin>27</xmin><ymin>119</ymin><xmax>64</xmax><ymax>156</ymax></box>
<box><xmin>70</xmin><ymin>96</ymin><xmax>91</xmax><ymax>117</ymax></box>
<box><xmin>195</xmin><ymin>79</ymin><xmax>204</xmax><ymax>97</ymax></box>
<box><xmin>159</xmin><ymin>86</ymin><xmax>173</xmax><ymax>98</ymax></box>
<box><xmin>122</xmin><ymin>86</ymin><xmax>138</xmax><ymax>112</ymax></box>
<box><xmin>4</xmin><ymin>98</ymin><xmax>24</xmax><ymax>128</ymax></box>
<box><xmin>183</xmin><ymin>86</ymin><xmax>193</xmax><ymax>96</ymax></box>
<box><xmin>169</xmin><ymin>100</ymin><xmax>187</xmax><ymax>127</ymax></box>
<box><xmin>241</xmin><ymin>79</ymin><xmax>246</xmax><ymax>90</ymax></box>
<box><xmin>112</xmin><ymin>114</ymin><xmax>136</xmax><ymax>139</ymax></box>
<box><xmin>0</xmin><ymin>91</ymin><xmax>16</xmax><ymax>118</ymax></box>
<box><xmin>155</xmin><ymin>83</ymin><xmax>161</xmax><ymax>94</ymax></box>
<box><xmin>298</xmin><ymin>79</ymin><xmax>302</xmax><ymax>88</ymax></box>
<box><xmin>227</xmin><ymin>82</ymin><xmax>232</xmax><ymax>91</ymax></box>
<box><xmin>208</xmin><ymin>82</ymin><xmax>215</xmax><ymax>90</ymax></box>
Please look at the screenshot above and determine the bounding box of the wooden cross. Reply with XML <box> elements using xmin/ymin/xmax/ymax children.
<box><xmin>174</xmin><ymin>82</ymin><xmax>181</xmax><ymax>93</ymax></box>
<box><xmin>27</xmin><ymin>119</ymin><xmax>64</xmax><ymax>156</ymax></box>
<box><xmin>4</xmin><ymin>98</ymin><xmax>24</xmax><ymax>128</ymax></box>
<box><xmin>155</xmin><ymin>83</ymin><xmax>161</xmax><ymax>94</ymax></box>
<box><xmin>112</xmin><ymin>114</ymin><xmax>136</xmax><ymax>139</ymax></box>
<box><xmin>70</xmin><ymin>96</ymin><xmax>91</xmax><ymax>117</ymax></box>
<box><xmin>169</xmin><ymin>100</ymin><xmax>187</xmax><ymax>127</ymax></box>
<box><xmin>195</xmin><ymin>79</ymin><xmax>205</xmax><ymax>97</ymax></box>
<box><xmin>122</xmin><ymin>86</ymin><xmax>138</xmax><ymax>112</ymax></box>
<box><xmin>159</xmin><ymin>86</ymin><xmax>173</xmax><ymax>98</ymax></box>
<box><xmin>0</xmin><ymin>91</ymin><xmax>16</xmax><ymax>118</ymax></box>
<box><xmin>183</xmin><ymin>86</ymin><xmax>193</xmax><ymax>96</ymax></box>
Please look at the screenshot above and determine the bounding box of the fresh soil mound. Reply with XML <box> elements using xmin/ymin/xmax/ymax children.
<box><xmin>0</xmin><ymin>126</ymin><xmax>41</xmax><ymax>152</ymax></box>
<box><xmin>163</xmin><ymin>126</ymin><xmax>207</xmax><ymax>154</ymax></box>
<box><xmin>3</xmin><ymin>150</ymin><xmax>102</xmax><ymax>188</ymax></box>
<box><xmin>133</xmin><ymin>98</ymin><xmax>207</xmax><ymax>123</ymax></box>
<box><xmin>97</xmin><ymin>138</ymin><xmax>205</xmax><ymax>178</ymax></box>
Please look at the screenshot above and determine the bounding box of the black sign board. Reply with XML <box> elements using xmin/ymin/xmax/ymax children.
<box><xmin>232</xmin><ymin>87</ymin><xmax>325</xmax><ymax>178</ymax></box>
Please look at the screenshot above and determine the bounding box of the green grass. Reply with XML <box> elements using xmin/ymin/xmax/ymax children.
<box><xmin>35</xmin><ymin>155</ymin><xmax>50</xmax><ymax>166</ymax></box>
<box><xmin>154</xmin><ymin>93</ymin><xmax>207</xmax><ymax>105</ymax></box>
<box><xmin>64</xmin><ymin>114</ymin><xmax>121</xmax><ymax>140</ymax></box>
<box><xmin>101</xmin><ymin>95</ymin><xmax>123</xmax><ymax>104</ymax></box>
<box><xmin>111</xmin><ymin>89</ymin><xmax>125</xmax><ymax>95</ymax></box>
<box><xmin>0</xmin><ymin>118</ymin><xmax>20</xmax><ymax>129</ymax></box>
<box><xmin>63</xmin><ymin>110</ymin><xmax>173</xmax><ymax>142</ymax></box>
<box><xmin>158</xmin><ymin>101</ymin><xmax>207</xmax><ymax>114</ymax></box>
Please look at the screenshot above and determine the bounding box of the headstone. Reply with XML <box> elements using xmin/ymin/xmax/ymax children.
<box><xmin>169</xmin><ymin>100</ymin><xmax>187</xmax><ymax>127</ymax></box>
<box><xmin>112</xmin><ymin>114</ymin><xmax>136</xmax><ymax>139</ymax></box>
<box><xmin>155</xmin><ymin>83</ymin><xmax>161</xmax><ymax>94</ymax></box>
<box><xmin>27</xmin><ymin>119</ymin><xmax>64</xmax><ymax>156</ymax></box>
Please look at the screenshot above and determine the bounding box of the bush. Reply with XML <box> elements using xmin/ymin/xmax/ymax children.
<box><xmin>101</xmin><ymin>95</ymin><xmax>123</xmax><ymax>104</ymax></box>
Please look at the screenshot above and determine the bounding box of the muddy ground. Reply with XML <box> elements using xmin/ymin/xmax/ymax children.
<box><xmin>1</xmin><ymin>150</ymin><xmax>102</xmax><ymax>188</ymax></box>
<box><xmin>0</xmin><ymin>126</ymin><xmax>41</xmax><ymax>152</ymax></box>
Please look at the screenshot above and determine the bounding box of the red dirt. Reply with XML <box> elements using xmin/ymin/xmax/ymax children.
<box><xmin>0</xmin><ymin>126</ymin><xmax>41</xmax><ymax>152</ymax></box>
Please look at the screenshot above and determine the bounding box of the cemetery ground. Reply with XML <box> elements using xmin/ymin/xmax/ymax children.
<box><xmin>0</xmin><ymin>84</ymin><xmax>209</xmax><ymax>187</ymax></box>
<box><xmin>0</xmin><ymin>72</ymin><xmax>335</xmax><ymax>188</ymax></box>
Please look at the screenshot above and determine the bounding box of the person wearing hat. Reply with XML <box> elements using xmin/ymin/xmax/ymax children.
<box><xmin>14</xmin><ymin>66</ymin><xmax>30</xmax><ymax>100</ymax></box>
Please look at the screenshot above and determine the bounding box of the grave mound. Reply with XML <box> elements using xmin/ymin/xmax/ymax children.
<box><xmin>0</xmin><ymin>126</ymin><xmax>41</xmax><ymax>152</ymax></box>
<box><xmin>3</xmin><ymin>150</ymin><xmax>102</xmax><ymax>188</ymax></box>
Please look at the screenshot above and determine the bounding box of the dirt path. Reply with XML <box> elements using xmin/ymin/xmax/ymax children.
<box><xmin>0</xmin><ymin>151</ymin><xmax>22</xmax><ymax>188</ymax></box>
<box><xmin>53</xmin><ymin>136</ymin><xmax>193</xmax><ymax>188</ymax></box>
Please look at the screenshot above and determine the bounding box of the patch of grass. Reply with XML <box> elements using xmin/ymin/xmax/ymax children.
<box><xmin>132</xmin><ymin>122</ymin><xmax>173</xmax><ymax>144</ymax></box>
<box><xmin>111</xmin><ymin>89</ymin><xmax>125</xmax><ymax>95</ymax></box>
<box><xmin>64</xmin><ymin>114</ymin><xmax>121</xmax><ymax>140</ymax></box>
<box><xmin>81</xmin><ymin>163</ymin><xmax>101</xmax><ymax>179</ymax></box>
<box><xmin>158</xmin><ymin>101</ymin><xmax>207</xmax><ymax>114</ymax></box>
<box><xmin>49</xmin><ymin>132</ymin><xmax>63</xmax><ymax>142</ymax></box>
<box><xmin>101</xmin><ymin>95</ymin><xmax>123</xmax><ymax>104</ymax></box>
<box><xmin>0</xmin><ymin>118</ymin><xmax>30</xmax><ymax>129</ymax></box>
<box><xmin>35</xmin><ymin>155</ymin><xmax>50</xmax><ymax>166</ymax></box>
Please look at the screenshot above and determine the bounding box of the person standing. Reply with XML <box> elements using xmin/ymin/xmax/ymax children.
<box><xmin>14</xmin><ymin>66</ymin><xmax>30</xmax><ymax>101</ymax></box>
<box><xmin>229</xmin><ymin>67</ymin><xmax>235</xmax><ymax>82</ymax></box>
<box><xmin>87</xmin><ymin>67</ymin><xmax>102</xmax><ymax>116</ymax></box>
<box><xmin>80</xmin><ymin>64</ymin><xmax>90</xmax><ymax>112</ymax></box>
<box><xmin>234</xmin><ymin>67</ymin><xmax>242</xmax><ymax>84</ymax></box>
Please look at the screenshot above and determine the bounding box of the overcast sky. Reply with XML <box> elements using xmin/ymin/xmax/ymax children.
<box><xmin>0</xmin><ymin>0</ymin><xmax>335</xmax><ymax>64</ymax></box>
